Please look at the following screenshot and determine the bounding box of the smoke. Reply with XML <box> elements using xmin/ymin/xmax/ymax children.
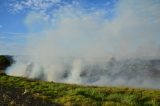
<box><xmin>7</xmin><ymin>0</ymin><xmax>160</xmax><ymax>88</ymax></box>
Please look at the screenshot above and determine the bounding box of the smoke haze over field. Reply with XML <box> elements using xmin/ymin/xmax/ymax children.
<box><xmin>5</xmin><ymin>0</ymin><xmax>160</xmax><ymax>88</ymax></box>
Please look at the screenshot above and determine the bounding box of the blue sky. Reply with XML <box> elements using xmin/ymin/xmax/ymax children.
<box><xmin>0</xmin><ymin>0</ymin><xmax>118</xmax><ymax>55</ymax></box>
<box><xmin>0</xmin><ymin>0</ymin><xmax>160</xmax><ymax>58</ymax></box>
<box><xmin>0</xmin><ymin>0</ymin><xmax>117</xmax><ymax>33</ymax></box>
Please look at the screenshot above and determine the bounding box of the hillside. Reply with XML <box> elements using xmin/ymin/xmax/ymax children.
<box><xmin>0</xmin><ymin>55</ymin><xmax>160</xmax><ymax>106</ymax></box>
<box><xmin>0</xmin><ymin>73</ymin><xmax>160</xmax><ymax>106</ymax></box>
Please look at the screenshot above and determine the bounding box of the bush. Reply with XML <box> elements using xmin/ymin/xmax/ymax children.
<box><xmin>0</xmin><ymin>55</ymin><xmax>13</xmax><ymax>70</ymax></box>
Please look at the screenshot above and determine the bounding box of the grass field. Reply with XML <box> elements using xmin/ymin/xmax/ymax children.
<box><xmin>0</xmin><ymin>55</ymin><xmax>160</xmax><ymax>105</ymax></box>
<box><xmin>0</xmin><ymin>73</ymin><xmax>160</xmax><ymax>106</ymax></box>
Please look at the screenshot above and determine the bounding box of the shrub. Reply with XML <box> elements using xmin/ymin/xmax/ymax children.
<box><xmin>0</xmin><ymin>55</ymin><xmax>13</xmax><ymax>70</ymax></box>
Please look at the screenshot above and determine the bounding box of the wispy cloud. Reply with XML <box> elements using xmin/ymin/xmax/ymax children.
<box><xmin>0</xmin><ymin>31</ymin><xmax>26</xmax><ymax>40</ymax></box>
<box><xmin>0</xmin><ymin>31</ymin><xmax>25</xmax><ymax>35</ymax></box>
<box><xmin>0</xmin><ymin>36</ymin><xmax>26</xmax><ymax>40</ymax></box>
<box><xmin>9</xmin><ymin>0</ymin><xmax>114</xmax><ymax>21</ymax></box>
<box><xmin>9</xmin><ymin>0</ymin><xmax>62</xmax><ymax>12</ymax></box>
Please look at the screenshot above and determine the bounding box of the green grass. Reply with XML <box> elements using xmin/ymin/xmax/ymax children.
<box><xmin>0</xmin><ymin>74</ymin><xmax>160</xmax><ymax>106</ymax></box>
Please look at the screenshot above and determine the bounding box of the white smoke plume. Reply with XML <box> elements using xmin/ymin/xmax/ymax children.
<box><xmin>7</xmin><ymin>0</ymin><xmax>160</xmax><ymax>88</ymax></box>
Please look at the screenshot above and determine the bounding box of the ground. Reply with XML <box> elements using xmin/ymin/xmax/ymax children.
<box><xmin>0</xmin><ymin>74</ymin><xmax>160</xmax><ymax>106</ymax></box>
<box><xmin>0</xmin><ymin>55</ymin><xmax>160</xmax><ymax>106</ymax></box>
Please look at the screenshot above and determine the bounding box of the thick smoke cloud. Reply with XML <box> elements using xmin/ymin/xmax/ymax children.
<box><xmin>7</xmin><ymin>0</ymin><xmax>160</xmax><ymax>88</ymax></box>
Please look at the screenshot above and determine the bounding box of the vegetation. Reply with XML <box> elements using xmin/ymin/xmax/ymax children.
<box><xmin>0</xmin><ymin>74</ymin><xmax>160</xmax><ymax>106</ymax></box>
<box><xmin>0</xmin><ymin>55</ymin><xmax>160</xmax><ymax>105</ymax></box>
<box><xmin>0</xmin><ymin>55</ymin><xmax>13</xmax><ymax>73</ymax></box>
